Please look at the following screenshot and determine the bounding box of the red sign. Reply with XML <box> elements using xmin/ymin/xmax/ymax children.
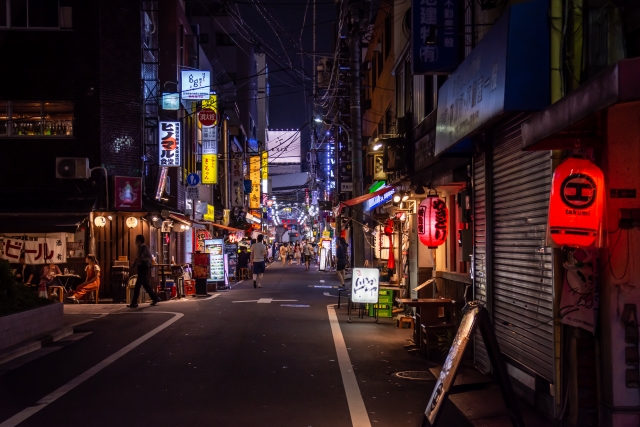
<box><xmin>114</xmin><ymin>176</ymin><xmax>142</xmax><ymax>211</ymax></box>
<box><xmin>198</xmin><ymin>108</ymin><xmax>217</xmax><ymax>127</ymax></box>
<box><xmin>549</xmin><ymin>158</ymin><xmax>604</xmax><ymax>247</ymax></box>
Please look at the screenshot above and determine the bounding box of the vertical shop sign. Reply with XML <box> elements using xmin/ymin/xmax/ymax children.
<box><xmin>412</xmin><ymin>0</ymin><xmax>459</xmax><ymax>74</ymax></box>
<box><xmin>159</xmin><ymin>121</ymin><xmax>181</xmax><ymax>166</ymax></box>
<box><xmin>202</xmin><ymin>154</ymin><xmax>218</xmax><ymax>184</ymax></box>
<box><xmin>203</xmin><ymin>204</ymin><xmax>215</xmax><ymax>221</ymax></box>
<box><xmin>261</xmin><ymin>151</ymin><xmax>269</xmax><ymax>180</ymax></box>
<box><xmin>230</xmin><ymin>153</ymin><xmax>244</xmax><ymax>207</ymax></box>
<box><xmin>249</xmin><ymin>156</ymin><xmax>261</xmax><ymax>209</ymax></box>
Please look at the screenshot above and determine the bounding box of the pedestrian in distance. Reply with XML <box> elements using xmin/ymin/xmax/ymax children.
<box><xmin>287</xmin><ymin>244</ymin><xmax>294</xmax><ymax>266</ymax></box>
<box><xmin>280</xmin><ymin>244</ymin><xmax>287</xmax><ymax>266</ymax></box>
<box><xmin>236</xmin><ymin>247</ymin><xmax>250</xmax><ymax>281</ymax></box>
<box><xmin>127</xmin><ymin>235</ymin><xmax>160</xmax><ymax>308</ymax></box>
<box><xmin>67</xmin><ymin>255</ymin><xmax>100</xmax><ymax>303</ymax></box>
<box><xmin>293</xmin><ymin>243</ymin><xmax>301</xmax><ymax>265</ymax></box>
<box><xmin>336</xmin><ymin>237</ymin><xmax>349</xmax><ymax>287</ymax></box>
<box><xmin>303</xmin><ymin>240</ymin><xmax>314</xmax><ymax>271</ymax></box>
<box><xmin>250</xmin><ymin>234</ymin><xmax>268</xmax><ymax>288</ymax></box>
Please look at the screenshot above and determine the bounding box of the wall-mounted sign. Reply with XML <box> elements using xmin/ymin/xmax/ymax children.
<box><xmin>202</xmin><ymin>127</ymin><xmax>217</xmax><ymax>156</ymax></box>
<box><xmin>261</xmin><ymin>151</ymin><xmax>269</xmax><ymax>181</ymax></box>
<box><xmin>0</xmin><ymin>238</ymin><xmax>66</xmax><ymax>265</ymax></box>
<box><xmin>162</xmin><ymin>92</ymin><xmax>180</xmax><ymax>110</ymax></box>
<box><xmin>363</xmin><ymin>188</ymin><xmax>395</xmax><ymax>212</ymax></box>
<box><xmin>186</xmin><ymin>186</ymin><xmax>199</xmax><ymax>201</ymax></box>
<box><xmin>203</xmin><ymin>204</ymin><xmax>215</xmax><ymax>221</ymax></box>
<box><xmin>245</xmin><ymin>213</ymin><xmax>261</xmax><ymax>224</ymax></box>
<box><xmin>411</xmin><ymin>0</ymin><xmax>459</xmax><ymax>74</ymax></box>
<box><xmin>249</xmin><ymin>156</ymin><xmax>261</xmax><ymax>209</ymax></box>
<box><xmin>202</xmin><ymin>154</ymin><xmax>218</xmax><ymax>184</ymax></box>
<box><xmin>159</xmin><ymin>121</ymin><xmax>181</xmax><ymax>166</ymax></box>
<box><xmin>340</xmin><ymin>182</ymin><xmax>353</xmax><ymax>193</ymax></box>
<box><xmin>181</xmin><ymin>70</ymin><xmax>211</xmax><ymax>100</ymax></box>
<box><xmin>231</xmin><ymin>155</ymin><xmax>244</xmax><ymax>207</ymax></box>
<box><xmin>198</xmin><ymin>108</ymin><xmax>217</xmax><ymax>128</ymax></box>
<box><xmin>114</xmin><ymin>176</ymin><xmax>142</xmax><ymax>211</ymax></box>
<box><xmin>351</xmin><ymin>268</ymin><xmax>380</xmax><ymax>304</ymax></box>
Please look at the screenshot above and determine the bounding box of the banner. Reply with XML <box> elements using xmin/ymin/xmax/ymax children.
<box><xmin>412</xmin><ymin>0</ymin><xmax>459</xmax><ymax>74</ymax></box>
<box><xmin>249</xmin><ymin>156</ymin><xmax>261</xmax><ymax>209</ymax></box>
<box><xmin>202</xmin><ymin>154</ymin><xmax>218</xmax><ymax>184</ymax></box>
<box><xmin>231</xmin><ymin>154</ymin><xmax>244</xmax><ymax>207</ymax></box>
<box><xmin>114</xmin><ymin>176</ymin><xmax>142</xmax><ymax>211</ymax></box>
<box><xmin>261</xmin><ymin>151</ymin><xmax>268</xmax><ymax>180</ymax></box>
<box><xmin>1</xmin><ymin>238</ymin><xmax>67</xmax><ymax>265</ymax></box>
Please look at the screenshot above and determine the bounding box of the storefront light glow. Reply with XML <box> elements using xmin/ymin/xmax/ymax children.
<box><xmin>126</xmin><ymin>216</ymin><xmax>139</xmax><ymax>229</ymax></box>
<box><xmin>417</xmin><ymin>195</ymin><xmax>448</xmax><ymax>248</ymax></box>
<box><xmin>94</xmin><ymin>216</ymin><xmax>107</xmax><ymax>228</ymax></box>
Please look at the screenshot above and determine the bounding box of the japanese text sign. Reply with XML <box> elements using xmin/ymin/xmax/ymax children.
<box><xmin>261</xmin><ymin>152</ymin><xmax>268</xmax><ymax>181</ymax></box>
<box><xmin>351</xmin><ymin>268</ymin><xmax>380</xmax><ymax>304</ymax></box>
<box><xmin>249</xmin><ymin>156</ymin><xmax>261</xmax><ymax>209</ymax></box>
<box><xmin>231</xmin><ymin>154</ymin><xmax>245</xmax><ymax>207</ymax></box>
<box><xmin>412</xmin><ymin>0</ymin><xmax>459</xmax><ymax>74</ymax></box>
<box><xmin>159</xmin><ymin>121</ymin><xmax>181</xmax><ymax>167</ymax></box>
<box><xmin>181</xmin><ymin>70</ymin><xmax>211</xmax><ymax>100</ymax></box>
<box><xmin>202</xmin><ymin>154</ymin><xmax>218</xmax><ymax>184</ymax></box>
<box><xmin>1</xmin><ymin>238</ymin><xmax>67</xmax><ymax>265</ymax></box>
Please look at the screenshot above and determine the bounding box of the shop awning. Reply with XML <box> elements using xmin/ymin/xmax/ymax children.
<box><xmin>522</xmin><ymin>58</ymin><xmax>640</xmax><ymax>150</ymax></box>
<box><xmin>168</xmin><ymin>213</ymin><xmax>192</xmax><ymax>225</ymax></box>
<box><xmin>339</xmin><ymin>186</ymin><xmax>394</xmax><ymax>209</ymax></box>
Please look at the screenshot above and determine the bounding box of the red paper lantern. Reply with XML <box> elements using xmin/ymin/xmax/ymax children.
<box><xmin>418</xmin><ymin>195</ymin><xmax>448</xmax><ymax>248</ymax></box>
<box><xmin>549</xmin><ymin>157</ymin><xmax>604</xmax><ymax>247</ymax></box>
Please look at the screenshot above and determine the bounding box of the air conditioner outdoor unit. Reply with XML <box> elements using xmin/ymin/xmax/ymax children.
<box><xmin>55</xmin><ymin>158</ymin><xmax>90</xmax><ymax>179</ymax></box>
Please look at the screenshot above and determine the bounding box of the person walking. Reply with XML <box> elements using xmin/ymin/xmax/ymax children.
<box><xmin>303</xmin><ymin>240</ymin><xmax>314</xmax><ymax>271</ymax></box>
<box><xmin>67</xmin><ymin>255</ymin><xmax>101</xmax><ymax>303</ymax></box>
<box><xmin>336</xmin><ymin>237</ymin><xmax>349</xmax><ymax>287</ymax></box>
<box><xmin>128</xmin><ymin>235</ymin><xmax>160</xmax><ymax>308</ymax></box>
<box><xmin>287</xmin><ymin>244</ymin><xmax>294</xmax><ymax>266</ymax></box>
<box><xmin>250</xmin><ymin>234</ymin><xmax>268</xmax><ymax>288</ymax></box>
<box><xmin>280</xmin><ymin>244</ymin><xmax>287</xmax><ymax>266</ymax></box>
<box><xmin>293</xmin><ymin>243</ymin><xmax>301</xmax><ymax>265</ymax></box>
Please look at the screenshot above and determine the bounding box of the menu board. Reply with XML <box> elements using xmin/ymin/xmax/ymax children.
<box><xmin>204</xmin><ymin>239</ymin><xmax>225</xmax><ymax>281</ymax></box>
<box><xmin>319</xmin><ymin>239</ymin><xmax>332</xmax><ymax>271</ymax></box>
<box><xmin>351</xmin><ymin>268</ymin><xmax>380</xmax><ymax>304</ymax></box>
<box><xmin>224</xmin><ymin>243</ymin><xmax>238</xmax><ymax>286</ymax></box>
<box><xmin>192</xmin><ymin>253</ymin><xmax>210</xmax><ymax>279</ymax></box>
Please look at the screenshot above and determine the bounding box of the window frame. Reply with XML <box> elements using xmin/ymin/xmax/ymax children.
<box><xmin>1</xmin><ymin>0</ymin><xmax>62</xmax><ymax>30</ymax></box>
<box><xmin>0</xmin><ymin>100</ymin><xmax>74</xmax><ymax>138</ymax></box>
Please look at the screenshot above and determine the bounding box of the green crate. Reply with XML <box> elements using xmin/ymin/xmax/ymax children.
<box><xmin>368</xmin><ymin>303</ymin><xmax>391</xmax><ymax>317</ymax></box>
<box><xmin>379</xmin><ymin>290</ymin><xmax>391</xmax><ymax>296</ymax></box>
<box><xmin>376</xmin><ymin>308</ymin><xmax>393</xmax><ymax>318</ymax></box>
<box><xmin>378</xmin><ymin>295</ymin><xmax>393</xmax><ymax>304</ymax></box>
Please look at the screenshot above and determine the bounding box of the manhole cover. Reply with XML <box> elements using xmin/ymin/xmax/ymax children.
<box><xmin>392</xmin><ymin>371</ymin><xmax>436</xmax><ymax>381</ymax></box>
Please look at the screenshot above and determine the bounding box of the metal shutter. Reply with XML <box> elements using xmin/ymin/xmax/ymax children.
<box><xmin>491</xmin><ymin>114</ymin><xmax>554</xmax><ymax>381</ymax></box>
<box><xmin>473</xmin><ymin>151</ymin><xmax>490</xmax><ymax>373</ymax></box>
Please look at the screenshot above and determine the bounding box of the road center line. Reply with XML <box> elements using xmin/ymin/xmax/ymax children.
<box><xmin>326</xmin><ymin>305</ymin><xmax>372</xmax><ymax>427</ymax></box>
<box><xmin>0</xmin><ymin>311</ymin><xmax>184</xmax><ymax>427</ymax></box>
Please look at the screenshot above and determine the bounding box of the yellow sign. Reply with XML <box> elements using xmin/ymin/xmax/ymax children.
<box><xmin>202</xmin><ymin>154</ymin><xmax>217</xmax><ymax>184</ymax></box>
<box><xmin>261</xmin><ymin>151</ymin><xmax>268</xmax><ymax>181</ymax></box>
<box><xmin>223</xmin><ymin>209</ymin><xmax>230</xmax><ymax>226</ymax></box>
<box><xmin>249</xmin><ymin>156</ymin><xmax>260</xmax><ymax>209</ymax></box>
<box><xmin>322</xmin><ymin>230</ymin><xmax>331</xmax><ymax>238</ymax></box>
<box><xmin>204</xmin><ymin>204</ymin><xmax>214</xmax><ymax>221</ymax></box>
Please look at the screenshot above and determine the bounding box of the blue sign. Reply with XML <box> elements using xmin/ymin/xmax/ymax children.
<box><xmin>363</xmin><ymin>188</ymin><xmax>395</xmax><ymax>212</ymax></box>
<box><xmin>412</xmin><ymin>0</ymin><xmax>459</xmax><ymax>74</ymax></box>
<box><xmin>435</xmin><ymin>0</ymin><xmax>550</xmax><ymax>155</ymax></box>
<box><xmin>187</xmin><ymin>173</ymin><xmax>200</xmax><ymax>186</ymax></box>
<box><xmin>162</xmin><ymin>93</ymin><xmax>180</xmax><ymax>110</ymax></box>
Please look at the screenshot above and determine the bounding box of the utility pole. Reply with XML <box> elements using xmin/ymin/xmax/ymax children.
<box><xmin>349</xmin><ymin>0</ymin><xmax>365</xmax><ymax>267</ymax></box>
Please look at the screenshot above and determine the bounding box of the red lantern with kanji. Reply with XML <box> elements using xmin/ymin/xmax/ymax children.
<box><xmin>418</xmin><ymin>195</ymin><xmax>448</xmax><ymax>248</ymax></box>
<box><xmin>549</xmin><ymin>157</ymin><xmax>604</xmax><ymax>247</ymax></box>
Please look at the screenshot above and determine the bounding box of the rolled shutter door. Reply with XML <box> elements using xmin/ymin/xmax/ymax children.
<box><xmin>473</xmin><ymin>151</ymin><xmax>490</xmax><ymax>373</ymax></box>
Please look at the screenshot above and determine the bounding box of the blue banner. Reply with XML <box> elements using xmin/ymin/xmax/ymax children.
<box><xmin>412</xmin><ymin>0</ymin><xmax>459</xmax><ymax>74</ymax></box>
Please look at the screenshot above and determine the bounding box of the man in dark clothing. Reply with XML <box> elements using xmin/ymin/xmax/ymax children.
<box><xmin>127</xmin><ymin>234</ymin><xmax>160</xmax><ymax>308</ymax></box>
<box><xmin>236</xmin><ymin>247</ymin><xmax>250</xmax><ymax>281</ymax></box>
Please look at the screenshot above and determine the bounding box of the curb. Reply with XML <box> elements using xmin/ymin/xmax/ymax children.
<box><xmin>0</xmin><ymin>325</ymin><xmax>74</xmax><ymax>365</ymax></box>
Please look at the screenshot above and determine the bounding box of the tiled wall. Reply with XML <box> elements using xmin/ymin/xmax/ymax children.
<box><xmin>0</xmin><ymin>303</ymin><xmax>64</xmax><ymax>351</ymax></box>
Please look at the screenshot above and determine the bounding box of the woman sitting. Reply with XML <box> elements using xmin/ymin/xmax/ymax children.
<box><xmin>67</xmin><ymin>255</ymin><xmax>100</xmax><ymax>303</ymax></box>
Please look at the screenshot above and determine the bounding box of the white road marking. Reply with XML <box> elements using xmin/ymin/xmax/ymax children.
<box><xmin>320</xmin><ymin>280</ymin><xmax>325</xmax><ymax>283</ymax></box>
<box><xmin>0</xmin><ymin>311</ymin><xmax>184</xmax><ymax>427</ymax></box>
<box><xmin>323</xmin><ymin>292</ymin><xmax>340</xmax><ymax>298</ymax></box>
<box><xmin>327</xmin><ymin>305</ymin><xmax>372</xmax><ymax>427</ymax></box>
<box><xmin>231</xmin><ymin>299</ymin><xmax>298</xmax><ymax>304</ymax></box>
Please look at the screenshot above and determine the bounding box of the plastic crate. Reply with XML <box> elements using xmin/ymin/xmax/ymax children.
<box><xmin>378</xmin><ymin>295</ymin><xmax>393</xmax><ymax>304</ymax></box>
<box><xmin>379</xmin><ymin>290</ymin><xmax>391</xmax><ymax>296</ymax></box>
<box><xmin>368</xmin><ymin>303</ymin><xmax>391</xmax><ymax>317</ymax></box>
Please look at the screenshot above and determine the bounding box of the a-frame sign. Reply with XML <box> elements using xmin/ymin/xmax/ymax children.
<box><xmin>421</xmin><ymin>301</ymin><xmax>525</xmax><ymax>427</ymax></box>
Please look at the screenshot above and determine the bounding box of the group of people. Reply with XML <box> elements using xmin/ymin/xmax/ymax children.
<box><xmin>277</xmin><ymin>241</ymin><xmax>316</xmax><ymax>271</ymax></box>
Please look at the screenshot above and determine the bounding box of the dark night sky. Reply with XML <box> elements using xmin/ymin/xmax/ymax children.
<box><xmin>235</xmin><ymin>0</ymin><xmax>337</xmax><ymax>130</ymax></box>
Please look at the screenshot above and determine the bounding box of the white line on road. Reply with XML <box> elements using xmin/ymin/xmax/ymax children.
<box><xmin>320</xmin><ymin>280</ymin><xmax>325</xmax><ymax>283</ymax></box>
<box><xmin>231</xmin><ymin>299</ymin><xmax>298</xmax><ymax>304</ymax></box>
<box><xmin>323</xmin><ymin>292</ymin><xmax>340</xmax><ymax>298</ymax></box>
<box><xmin>327</xmin><ymin>305</ymin><xmax>372</xmax><ymax>427</ymax></box>
<box><xmin>0</xmin><ymin>312</ymin><xmax>184</xmax><ymax>427</ymax></box>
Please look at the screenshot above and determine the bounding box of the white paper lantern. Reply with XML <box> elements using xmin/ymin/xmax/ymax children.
<box><xmin>126</xmin><ymin>216</ymin><xmax>139</xmax><ymax>229</ymax></box>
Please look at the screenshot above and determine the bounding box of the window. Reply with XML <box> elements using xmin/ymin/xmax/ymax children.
<box><xmin>0</xmin><ymin>101</ymin><xmax>73</xmax><ymax>137</ymax></box>
<box><xmin>216</xmin><ymin>33</ymin><xmax>236</xmax><ymax>46</ymax></box>
<box><xmin>3</xmin><ymin>0</ymin><xmax>59</xmax><ymax>28</ymax></box>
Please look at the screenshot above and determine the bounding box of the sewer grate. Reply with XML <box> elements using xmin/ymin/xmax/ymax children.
<box><xmin>392</xmin><ymin>371</ymin><xmax>436</xmax><ymax>381</ymax></box>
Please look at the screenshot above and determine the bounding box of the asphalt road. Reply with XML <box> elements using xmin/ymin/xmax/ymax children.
<box><xmin>0</xmin><ymin>262</ymin><xmax>470</xmax><ymax>427</ymax></box>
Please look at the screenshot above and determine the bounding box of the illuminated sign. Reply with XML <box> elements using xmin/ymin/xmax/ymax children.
<box><xmin>249</xmin><ymin>156</ymin><xmax>260</xmax><ymax>209</ymax></box>
<box><xmin>181</xmin><ymin>70</ymin><xmax>211</xmax><ymax>100</ymax></box>
<box><xmin>158</xmin><ymin>121</ymin><xmax>181</xmax><ymax>167</ymax></box>
<box><xmin>351</xmin><ymin>268</ymin><xmax>380</xmax><ymax>304</ymax></box>
<box><xmin>363</xmin><ymin>187</ymin><xmax>395</xmax><ymax>211</ymax></box>
<box><xmin>203</xmin><ymin>204</ymin><xmax>215</xmax><ymax>221</ymax></box>
<box><xmin>202</xmin><ymin>154</ymin><xmax>217</xmax><ymax>184</ymax></box>
<box><xmin>162</xmin><ymin>93</ymin><xmax>180</xmax><ymax>110</ymax></box>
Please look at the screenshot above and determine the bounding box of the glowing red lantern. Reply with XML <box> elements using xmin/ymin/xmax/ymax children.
<box><xmin>418</xmin><ymin>195</ymin><xmax>448</xmax><ymax>248</ymax></box>
<box><xmin>549</xmin><ymin>157</ymin><xmax>604</xmax><ymax>247</ymax></box>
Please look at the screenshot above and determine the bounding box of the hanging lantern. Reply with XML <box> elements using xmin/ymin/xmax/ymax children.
<box><xmin>385</xmin><ymin>219</ymin><xmax>395</xmax><ymax>269</ymax></box>
<box><xmin>125</xmin><ymin>216</ymin><xmax>139</xmax><ymax>229</ymax></box>
<box><xmin>549</xmin><ymin>157</ymin><xmax>604</xmax><ymax>247</ymax></box>
<box><xmin>418</xmin><ymin>194</ymin><xmax>448</xmax><ymax>248</ymax></box>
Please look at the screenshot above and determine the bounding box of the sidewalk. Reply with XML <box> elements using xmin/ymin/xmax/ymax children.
<box><xmin>319</xmin><ymin>265</ymin><xmax>550</xmax><ymax>427</ymax></box>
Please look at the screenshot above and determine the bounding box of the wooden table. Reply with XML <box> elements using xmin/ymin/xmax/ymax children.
<box><xmin>152</xmin><ymin>264</ymin><xmax>172</xmax><ymax>298</ymax></box>
<box><xmin>397</xmin><ymin>298</ymin><xmax>453</xmax><ymax>350</ymax></box>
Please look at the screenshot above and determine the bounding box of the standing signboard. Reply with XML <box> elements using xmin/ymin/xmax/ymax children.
<box><xmin>159</xmin><ymin>121</ymin><xmax>181</xmax><ymax>166</ymax></box>
<box><xmin>411</xmin><ymin>0</ymin><xmax>459</xmax><ymax>74</ymax></box>
<box><xmin>204</xmin><ymin>239</ymin><xmax>225</xmax><ymax>282</ymax></box>
<box><xmin>351</xmin><ymin>268</ymin><xmax>380</xmax><ymax>304</ymax></box>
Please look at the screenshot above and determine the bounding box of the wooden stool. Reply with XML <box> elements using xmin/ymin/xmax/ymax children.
<box><xmin>48</xmin><ymin>286</ymin><xmax>65</xmax><ymax>303</ymax></box>
<box><xmin>239</xmin><ymin>268</ymin><xmax>250</xmax><ymax>280</ymax></box>
<box><xmin>397</xmin><ymin>315</ymin><xmax>415</xmax><ymax>330</ymax></box>
<box><xmin>83</xmin><ymin>290</ymin><xmax>99</xmax><ymax>304</ymax></box>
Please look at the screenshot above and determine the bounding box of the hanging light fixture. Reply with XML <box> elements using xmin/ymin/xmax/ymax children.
<box><xmin>94</xmin><ymin>215</ymin><xmax>107</xmax><ymax>228</ymax></box>
<box><xmin>418</xmin><ymin>190</ymin><xmax>448</xmax><ymax>248</ymax></box>
<box><xmin>125</xmin><ymin>216</ymin><xmax>139</xmax><ymax>229</ymax></box>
